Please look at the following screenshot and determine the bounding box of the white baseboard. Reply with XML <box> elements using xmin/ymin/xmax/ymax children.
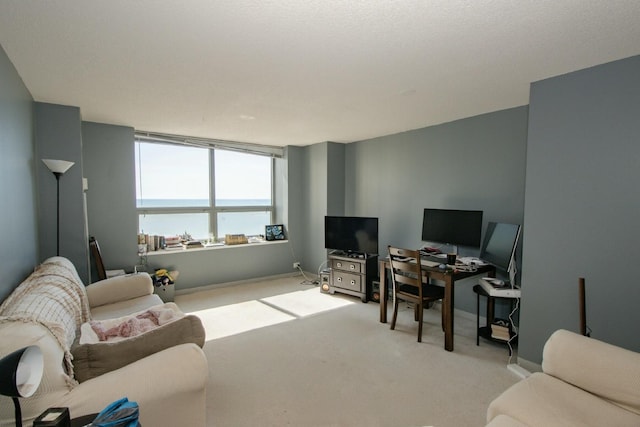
<box><xmin>453</xmin><ymin>305</ymin><xmax>486</xmax><ymax>325</ymax></box>
<box><xmin>175</xmin><ymin>271</ymin><xmax>304</xmax><ymax>296</ymax></box>
<box><xmin>507</xmin><ymin>363</ymin><xmax>531</xmax><ymax>379</ymax></box>
<box><xmin>516</xmin><ymin>357</ymin><xmax>542</xmax><ymax>374</ymax></box>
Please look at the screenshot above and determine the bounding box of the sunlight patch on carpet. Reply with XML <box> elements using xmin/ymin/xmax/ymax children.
<box><xmin>261</xmin><ymin>288</ymin><xmax>354</xmax><ymax>317</ymax></box>
<box><xmin>191</xmin><ymin>300</ymin><xmax>295</xmax><ymax>341</ymax></box>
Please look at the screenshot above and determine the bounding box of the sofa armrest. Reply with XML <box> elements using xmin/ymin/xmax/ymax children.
<box><xmin>542</xmin><ymin>329</ymin><xmax>640</xmax><ymax>415</ymax></box>
<box><xmin>61</xmin><ymin>343</ymin><xmax>208</xmax><ymax>426</ymax></box>
<box><xmin>86</xmin><ymin>273</ymin><xmax>153</xmax><ymax>308</ymax></box>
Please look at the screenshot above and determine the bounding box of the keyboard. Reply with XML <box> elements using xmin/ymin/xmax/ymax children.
<box><xmin>479</xmin><ymin>278</ymin><xmax>521</xmax><ymax>298</ymax></box>
<box><xmin>420</xmin><ymin>251</ymin><xmax>446</xmax><ymax>260</ymax></box>
<box><xmin>421</xmin><ymin>259</ymin><xmax>440</xmax><ymax>268</ymax></box>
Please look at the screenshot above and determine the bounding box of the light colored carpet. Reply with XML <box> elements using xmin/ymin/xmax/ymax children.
<box><xmin>261</xmin><ymin>288</ymin><xmax>355</xmax><ymax>317</ymax></box>
<box><xmin>189</xmin><ymin>300</ymin><xmax>296</xmax><ymax>341</ymax></box>
<box><xmin>176</xmin><ymin>274</ymin><xmax>520</xmax><ymax>427</ymax></box>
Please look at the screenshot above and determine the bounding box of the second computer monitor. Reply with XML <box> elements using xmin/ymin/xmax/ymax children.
<box><xmin>480</xmin><ymin>222</ymin><xmax>521</xmax><ymax>273</ymax></box>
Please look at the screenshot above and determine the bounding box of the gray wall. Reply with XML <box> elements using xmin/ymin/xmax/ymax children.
<box><xmin>297</xmin><ymin>142</ymin><xmax>350</xmax><ymax>274</ymax></box>
<box><xmin>283</xmin><ymin>146</ymin><xmax>317</xmax><ymax>272</ymax></box>
<box><xmin>34</xmin><ymin>103</ymin><xmax>89</xmax><ymax>282</ymax></box>
<box><xmin>281</xmin><ymin>146</ymin><xmax>307</xmax><ymax>268</ymax></box>
<box><xmin>143</xmin><ymin>242</ymin><xmax>294</xmax><ymax>289</ymax></box>
<box><xmin>0</xmin><ymin>45</ymin><xmax>37</xmax><ymax>301</ymax></box>
<box><xmin>299</xmin><ymin>143</ymin><xmax>329</xmax><ymax>273</ymax></box>
<box><xmin>519</xmin><ymin>55</ymin><xmax>640</xmax><ymax>364</ymax></box>
<box><xmin>343</xmin><ymin>107</ymin><xmax>529</xmax><ymax>313</ymax></box>
<box><xmin>82</xmin><ymin>122</ymin><xmax>138</xmax><ymax>282</ymax></box>
<box><xmin>327</xmin><ymin>142</ymin><xmax>346</xmax><ymax>217</ymax></box>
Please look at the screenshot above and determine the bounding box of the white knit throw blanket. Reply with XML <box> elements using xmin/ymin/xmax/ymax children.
<box><xmin>0</xmin><ymin>257</ymin><xmax>91</xmax><ymax>386</ymax></box>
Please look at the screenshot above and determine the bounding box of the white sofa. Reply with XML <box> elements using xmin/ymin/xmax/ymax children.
<box><xmin>487</xmin><ymin>329</ymin><xmax>640</xmax><ymax>427</ymax></box>
<box><xmin>0</xmin><ymin>257</ymin><xmax>208</xmax><ymax>427</ymax></box>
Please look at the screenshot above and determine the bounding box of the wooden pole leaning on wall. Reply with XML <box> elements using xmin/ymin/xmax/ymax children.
<box><xmin>579</xmin><ymin>277</ymin><xmax>587</xmax><ymax>336</ymax></box>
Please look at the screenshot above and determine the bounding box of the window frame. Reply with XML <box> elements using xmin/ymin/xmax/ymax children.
<box><xmin>135</xmin><ymin>140</ymin><xmax>276</xmax><ymax>241</ymax></box>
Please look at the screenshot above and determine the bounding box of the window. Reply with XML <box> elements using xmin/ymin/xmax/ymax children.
<box><xmin>135</xmin><ymin>141</ymin><xmax>273</xmax><ymax>241</ymax></box>
<box><xmin>214</xmin><ymin>150</ymin><xmax>273</xmax><ymax>237</ymax></box>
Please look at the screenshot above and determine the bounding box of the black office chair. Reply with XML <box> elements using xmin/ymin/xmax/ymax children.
<box><xmin>388</xmin><ymin>245</ymin><xmax>445</xmax><ymax>342</ymax></box>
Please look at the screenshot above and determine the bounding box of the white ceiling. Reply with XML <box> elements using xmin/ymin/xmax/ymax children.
<box><xmin>1</xmin><ymin>1</ymin><xmax>639</xmax><ymax>147</ymax></box>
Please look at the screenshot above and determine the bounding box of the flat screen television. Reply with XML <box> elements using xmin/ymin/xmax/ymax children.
<box><xmin>324</xmin><ymin>216</ymin><xmax>379</xmax><ymax>255</ymax></box>
<box><xmin>480</xmin><ymin>222</ymin><xmax>522</xmax><ymax>284</ymax></box>
<box><xmin>421</xmin><ymin>208</ymin><xmax>483</xmax><ymax>248</ymax></box>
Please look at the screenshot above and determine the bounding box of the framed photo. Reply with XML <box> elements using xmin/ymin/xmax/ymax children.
<box><xmin>265</xmin><ymin>224</ymin><xmax>285</xmax><ymax>241</ymax></box>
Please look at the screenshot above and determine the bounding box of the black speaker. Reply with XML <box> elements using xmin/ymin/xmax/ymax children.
<box><xmin>320</xmin><ymin>269</ymin><xmax>331</xmax><ymax>293</ymax></box>
<box><xmin>371</xmin><ymin>280</ymin><xmax>381</xmax><ymax>303</ymax></box>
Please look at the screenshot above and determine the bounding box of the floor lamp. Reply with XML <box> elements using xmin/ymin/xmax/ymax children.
<box><xmin>42</xmin><ymin>159</ymin><xmax>74</xmax><ymax>256</ymax></box>
<box><xmin>0</xmin><ymin>346</ymin><xmax>44</xmax><ymax>427</ymax></box>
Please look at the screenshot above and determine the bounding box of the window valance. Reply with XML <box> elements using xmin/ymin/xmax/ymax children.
<box><xmin>135</xmin><ymin>131</ymin><xmax>284</xmax><ymax>158</ymax></box>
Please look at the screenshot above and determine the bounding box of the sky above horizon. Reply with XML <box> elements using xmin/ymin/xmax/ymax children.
<box><xmin>135</xmin><ymin>142</ymin><xmax>271</xmax><ymax>201</ymax></box>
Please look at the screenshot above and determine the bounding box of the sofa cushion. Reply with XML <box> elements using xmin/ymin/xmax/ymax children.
<box><xmin>487</xmin><ymin>372</ymin><xmax>640</xmax><ymax>427</ymax></box>
<box><xmin>71</xmin><ymin>303</ymin><xmax>205</xmax><ymax>382</ymax></box>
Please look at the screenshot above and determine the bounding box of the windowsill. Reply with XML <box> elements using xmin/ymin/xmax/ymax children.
<box><xmin>144</xmin><ymin>239</ymin><xmax>288</xmax><ymax>256</ymax></box>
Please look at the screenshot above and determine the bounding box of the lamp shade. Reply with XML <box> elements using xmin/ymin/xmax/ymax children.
<box><xmin>42</xmin><ymin>159</ymin><xmax>74</xmax><ymax>174</ymax></box>
<box><xmin>0</xmin><ymin>346</ymin><xmax>43</xmax><ymax>398</ymax></box>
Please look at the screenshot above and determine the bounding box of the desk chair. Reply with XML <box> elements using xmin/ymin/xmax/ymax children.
<box><xmin>388</xmin><ymin>246</ymin><xmax>445</xmax><ymax>342</ymax></box>
<box><xmin>89</xmin><ymin>236</ymin><xmax>125</xmax><ymax>282</ymax></box>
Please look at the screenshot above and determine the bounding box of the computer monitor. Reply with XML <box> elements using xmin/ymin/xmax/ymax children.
<box><xmin>421</xmin><ymin>208</ymin><xmax>483</xmax><ymax>250</ymax></box>
<box><xmin>480</xmin><ymin>222</ymin><xmax>521</xmax><ymax>286</ymax></box>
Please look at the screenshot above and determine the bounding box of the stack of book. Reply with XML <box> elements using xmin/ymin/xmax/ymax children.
<box><xmin>183</xmin><ymin>240</ymin><xmax>203</xmax><ymax>249</ymax></box>
<box><xmin>137</xmin><ymin>234</ymin><xmax>166</xmax><ymax>251</ymax></box>
<box><xmin>491</xmin><ymin>319</ymin><xmax>511</xmax><ymax>341</ymax></box>
<box><xmin>164</xmin><ymin>236</ymin><xmax>183</xmax><ymax>250</ymax></box>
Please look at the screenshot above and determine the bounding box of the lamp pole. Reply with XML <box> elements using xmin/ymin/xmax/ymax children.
<box><xmin>13</xmin><ymin>396</ymin><xmax>22</xmax><ymax>427</ymax></box>
<box><xmin>42</xmin><ymin>159</ymin><xmax>74</xmax><ymax>257</ymax></box>
<box><xmin>54</xmin><ymin>171</ymin><xmax>62</xmax><ymax>255</ymax></box>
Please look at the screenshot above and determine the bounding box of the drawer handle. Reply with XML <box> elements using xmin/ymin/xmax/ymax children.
<box><xmin>350</xmin><ymin>265</ymin><xmax>356</xmax><ymax>270</ymax></box>
<box><xmin>350</xmin><ymin>280</ymin><xmax>356</xmax><ymax>285</ymax></box>
<box><xmin>337</xmin><ymin>277</ymin><xmax>342</xmax><ymax>282</ymax></box>
<box><xmin>337</xmin><ymin>262</ymin><xmax>343</xmax><ymax>268</ymax></box>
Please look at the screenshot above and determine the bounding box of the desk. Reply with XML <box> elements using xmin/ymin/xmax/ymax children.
<box><xmin>378</xmin><ymin>257</ymin><xmax>495</xmax><ymax>351</ymax></box>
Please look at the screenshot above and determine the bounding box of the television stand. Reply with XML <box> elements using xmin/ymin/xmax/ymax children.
<box><xmin>328</xmin><ymin>253</ymin><xmax>378</xmax><ymax>302</ymax></box>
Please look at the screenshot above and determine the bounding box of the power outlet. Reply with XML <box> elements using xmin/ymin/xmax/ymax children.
<box><xmin>293</xmin><ymin>262</ymin><xmax>301</xmax><ymax>269</ymax></box>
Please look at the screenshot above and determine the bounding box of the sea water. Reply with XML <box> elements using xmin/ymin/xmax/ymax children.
<box><xmin>137</xmin><ymin>199</ymin><xmax>272</xmax><ymax>239</ymax></box>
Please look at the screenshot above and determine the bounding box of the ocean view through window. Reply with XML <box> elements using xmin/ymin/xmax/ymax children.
<box><xmin>137</xmin><ymin>199</ymin><xmax>271</xmax><ymax>238</ymax></box>
<box><xmin>135</xmin><ymin>139</ymin><xmax>274</xmax><ymax>242</ymax></box>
